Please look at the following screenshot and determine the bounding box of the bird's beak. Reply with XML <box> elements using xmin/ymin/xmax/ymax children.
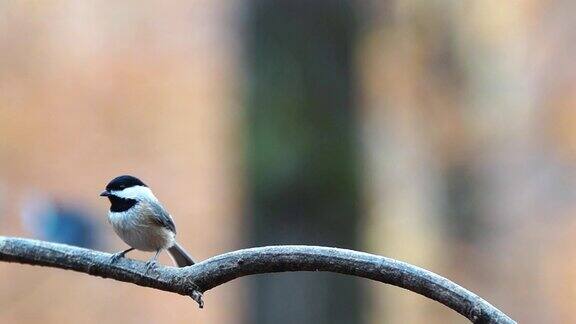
<box><xmin>100</xmin><ymin>190</ymin><xmax>110</xmax><ymax>197</ymax></box>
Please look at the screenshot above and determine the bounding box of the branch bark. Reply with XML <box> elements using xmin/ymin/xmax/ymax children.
<box><xmin>0</xmin><ymin>236</ymin><xmax>514</xmax><ymax>323</ymax></box>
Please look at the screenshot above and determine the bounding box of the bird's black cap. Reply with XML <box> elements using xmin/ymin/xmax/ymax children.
<box><xmin>105</xmin><ymin>175</ymin><xmax>147</xmax><ymax>192</ymax></box>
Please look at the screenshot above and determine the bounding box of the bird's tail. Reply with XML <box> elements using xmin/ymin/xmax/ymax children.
<box><xmin>167</xmin><ymin>242</ymin><xmax>195</xmax><ymax>267</ymax></box>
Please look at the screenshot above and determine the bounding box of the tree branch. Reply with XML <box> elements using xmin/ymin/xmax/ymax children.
<box><xmin>0</xmin><ymin>236</ymin><xmax>514</xmax><ymax>323</ymax></box>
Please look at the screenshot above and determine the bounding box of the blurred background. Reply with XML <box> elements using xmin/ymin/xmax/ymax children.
<box><xmin>0</xmin><ymin>1</ymin><xmax>573</xmax><ymax>323</ymax></box>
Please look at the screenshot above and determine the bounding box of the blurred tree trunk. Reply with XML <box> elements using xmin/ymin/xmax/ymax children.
<box><xmin>244</xmin><ymin>1</ymin><xmax>363</xmax><ymax>324</ymax></box>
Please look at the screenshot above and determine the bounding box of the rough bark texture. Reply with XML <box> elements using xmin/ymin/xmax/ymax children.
<box><xmin>0</xmin><ymin>236</ymin><xmax>515</xmax><ymax>323</ymax></box>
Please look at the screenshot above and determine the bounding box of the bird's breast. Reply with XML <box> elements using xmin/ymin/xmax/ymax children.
<box><xmin>108</xmin><ymin>204</ymin><xmax>174</xmax><ymax>252</ymax></box>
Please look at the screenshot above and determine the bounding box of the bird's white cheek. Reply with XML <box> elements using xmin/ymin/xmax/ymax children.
<box><xmin>112</xmin><ymin>186</ymin><xmax>158</xmax><ymax>201</ymax></box>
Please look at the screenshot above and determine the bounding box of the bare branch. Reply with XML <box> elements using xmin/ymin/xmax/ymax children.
<box><xmin>0</xmin><ymin>236</ymin><xmax>515</xmax><ymax>323</ymax></box>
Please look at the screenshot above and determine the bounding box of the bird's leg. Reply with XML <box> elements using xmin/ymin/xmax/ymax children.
<box><xmin>110</xmin><ymin>247</ymin><xmax>135</xmax><ymax>263</ymax></box>
<box><xmin>144</xmin><ymin>250</ymin><xmax>162</xmax><ymax>274</ymax></box>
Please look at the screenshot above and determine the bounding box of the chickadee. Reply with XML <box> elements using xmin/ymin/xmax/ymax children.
<box><xmin>100</xmin><ymin>175</ymin><xmax>194</xmax><ymax>272</ymax></box>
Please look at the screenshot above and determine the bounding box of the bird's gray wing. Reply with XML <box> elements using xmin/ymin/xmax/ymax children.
<box><xmin>144</xmin><ymin>201</ymin><xmax>177</xmax><ymax>234</ymax></box>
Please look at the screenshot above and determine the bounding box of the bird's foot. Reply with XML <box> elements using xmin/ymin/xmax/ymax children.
<box><xmin>110</xmin><ymin>248</ymin><xmax>134</xmax><ymax>264</ymax></box>
<box><xmin>144</xmin><ymin>260</ymin><xmax>158</xmax><ymax>274</ymax></box>
<box><xmin>110</xmin><ymin>252</ymin><xmax>125</xmax><ymax>263</ymax></box>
